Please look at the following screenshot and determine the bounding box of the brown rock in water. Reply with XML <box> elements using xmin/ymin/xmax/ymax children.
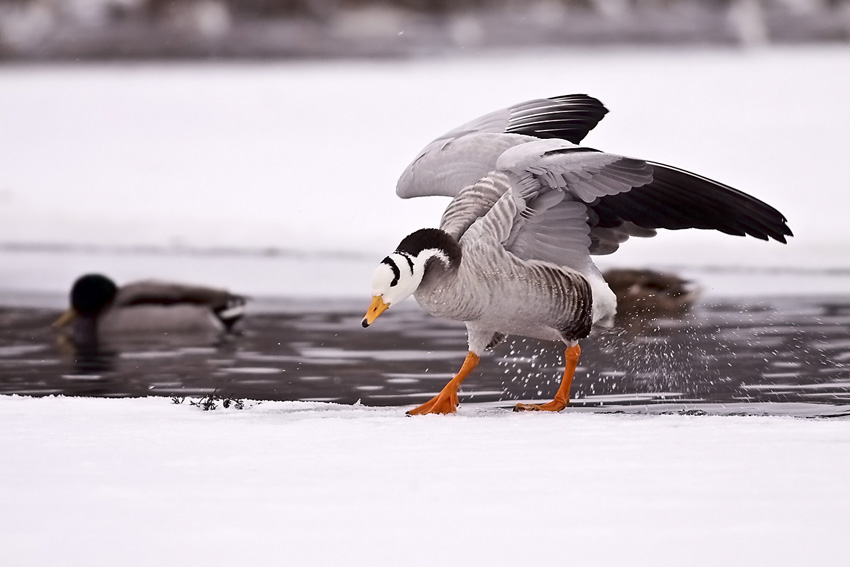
<box><xmin>603</xmin><ymin>269</ymin><xmax>697</xmax><ymax>321</ymax></box>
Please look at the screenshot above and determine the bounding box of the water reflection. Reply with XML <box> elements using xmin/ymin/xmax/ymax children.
<box><xmin>0</xmin><ymin>296</ymin><xmax>849</xmax><ymax>415</ymax></box>
<box><xmin>65</xmin><ymin>340</ymin><xmax>118</xmax><ymax>378</ymax></box>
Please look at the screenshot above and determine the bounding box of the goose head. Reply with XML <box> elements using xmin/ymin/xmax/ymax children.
<box><xmin>362</xmin><ymin>228</ymin><xmax>461</xmax><ymax>328</ymax></box>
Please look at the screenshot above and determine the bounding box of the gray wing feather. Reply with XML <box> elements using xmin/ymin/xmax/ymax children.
<box><xmin>408</xmin><ymin>98</ymin><xmax>658</xmax><ymax>266</ymax></box>
<box><xmin>507</xmin><ymin>198</ymin><xmax>595</xmax><ymax>272</ymax></box>
<box><xmin>429</xmin><ymin>138</ymin><xmax>654</xmax><ymax>252</ymax></box>
<box><xmin>496</xmin><ymin>139</ymin><xmax>653</xmax><ymax>201</ymax></box>
<box><xmin>441</xmin><ymin>94</ymin><xmax>606</xmax><ymax>142</ymax></box>
<box><xmin>397</xmin><ymin>133</ymin><xmax>529</xmax><ymax>199</ymax></box>
<box><xmin>438</xmin><ymin>171</ymin><xmax>531</xmax><ymax>240</ymax></box>
<box><xmin>397</xmin><ymin>95</ymin><xmax>608</xmax><ymax>200</ymax></box>
<box><xmin>589</xmin><ymin>223</ymin><xmax>658</xmax><ymax>255</ymax></box>
<box><xmin>460</xmin><ymin>175</ymin><xmax>595</xmax><ymax>274</ymax></box>
<box><xmin>463</xmin><ymin>139</ymin><xmax>659</xmax><ymax>269</ymax></box>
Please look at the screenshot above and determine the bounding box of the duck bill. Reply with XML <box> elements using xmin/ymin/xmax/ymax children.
<box><xmin>361</xmin><ymin>296</ymin><xmax>390</xmax><ymax>328</ymax></box>
<box><xmin>52</xmin><ymin>309</ymin><xmax>77</xmax><ymax>329</ymax></box>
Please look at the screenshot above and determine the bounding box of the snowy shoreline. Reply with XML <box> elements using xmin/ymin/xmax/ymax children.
<box><xmin>3</xmin><ymin>45</ymin><xmax>850</xmax><ymax>566</ymax></box>
<box><xmin>2</xmin><ymin>47</ymin><xmax>849</xmax><ymax>268</ymax></box>
<box><xmin>2</xmin><ymin>395</ymin><xmax>849</xmax><ymax>566</ymax></box>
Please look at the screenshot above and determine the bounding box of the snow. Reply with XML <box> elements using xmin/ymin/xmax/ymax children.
<box><xmin>1</xmin><ymin>46</ymin><xmax>850</xmax><ymax>304</ymax></box>
<box><xmin>1</xmin><ymin>395</ymin><xmax>849</xmax><ymax>567</ymax></box>
<box><xmin>2</xmin><ymin>47</ymin><xmax>850</xmax><ymax>564</ymax></box>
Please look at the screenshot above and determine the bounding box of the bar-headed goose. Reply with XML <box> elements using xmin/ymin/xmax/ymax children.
<box><xmin>362</xmin><ymin>94</ymin><xmax>792</xmax><ymax>415</ymax></box>
<box><xmin>54</xmin><ymin>274</ymin><xmax>247</xmax><ymax>342</ymax></box>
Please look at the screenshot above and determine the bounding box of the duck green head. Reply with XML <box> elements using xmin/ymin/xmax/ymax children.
<box><xmin>53</xmin><ymin>274</ymin><xmax>119</xmax><ymax>328</ymax></box>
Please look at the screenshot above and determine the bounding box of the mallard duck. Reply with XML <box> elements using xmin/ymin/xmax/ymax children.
<box><xmin>361</xmin><ymin>94</ymin><xmax>792</xmax><ymax>415</ymax></box>
<box><xmin>53</xmin><ymin>274</ymin><xmax>246</xmax><ymax>342</ymax></box>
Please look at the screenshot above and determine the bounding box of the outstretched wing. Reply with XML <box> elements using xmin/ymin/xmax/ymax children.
<box><xmin>487</xmin><ymin>140</ymin><xmax>652</xmax><ymax>271</ymax></box>
<box><xmin>454</xmin><ymin>138</ymin><xmax>791</xmax><ymax>273</ymax></box>
<box><xmin>397</xmin><ymin>95</ymin><xmax>608</xmax><ymax>199</ymax></box>
<box><xmin>589</xmin><ymin>161</ymin><xmax>793</xmax><ymax>243</ymax></box>
<box><xmin>442</xmin><ymin>94</ymin><xmax>608</xmax><ymax>143</ymax></box>
<box><xmin>442</xmin><ymin>139</ymin><xmax>650</xmax><ymax>273</ymax></box>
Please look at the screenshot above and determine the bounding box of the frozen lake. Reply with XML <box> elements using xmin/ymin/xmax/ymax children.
<box><xmin>2</xmin><ymin>47</ymin><xmax>850</xmax><ymax>566</ymax></box>
<box><xmin>2</xmin><ymin>45</ymin><xmax>850</xmax><ymax>414</ymax></box>
<box><xmin>1</xmin><ymin>46</ymin><xmax>849</xmax><ymax>271</ymax></box>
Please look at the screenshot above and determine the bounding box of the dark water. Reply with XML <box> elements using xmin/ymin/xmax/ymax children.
<box><xmin>1</xmin><ymin>296</ymin><xmax>850</xmax><ymax>416</ymax></box>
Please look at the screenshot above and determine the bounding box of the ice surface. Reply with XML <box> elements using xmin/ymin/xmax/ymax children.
<box><xmin>2</xmin><ymin>49</ymin><xmax>849</xmax><ymax>565</ymax></box>
<box><xmin>1</xmin><ymin>395</ymin><xmax>849</xmax><ymax>567</ymax></box>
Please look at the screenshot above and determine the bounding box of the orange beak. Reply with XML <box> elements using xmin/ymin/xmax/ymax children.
<box><xmin>361</xmin><ymin>296</ymin><xmax>390</xmax><ymax>328</ymax></box>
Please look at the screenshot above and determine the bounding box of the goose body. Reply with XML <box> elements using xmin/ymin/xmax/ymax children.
<box><xmin>363</xmin><ymin>94</ymin><xmax>792</xmax><ymax>415</ymax></box>
<box><xmin>55</xmin><ymin>274</ymin><xmax>246</xmax><ymax>344</ymax></box>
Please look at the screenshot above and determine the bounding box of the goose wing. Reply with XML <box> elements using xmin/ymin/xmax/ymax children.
<box><xmin>590</xmin><ymin>161</ymin><xmax>793</xmax><ymax>245</ymax></box>
<box><xmin>396</xmin><ymin>95</ymin><xmax>608</xmax><ymax>199</ymax></box>
<box><xmin>456</xmin><ymin>138</ymin><xmax>791</xmax><ymax>272</ymax></box>
<box><xmin>453</xmin><ymin>139</ymin><xmax>651</xmax><ymax>272</ymax></box>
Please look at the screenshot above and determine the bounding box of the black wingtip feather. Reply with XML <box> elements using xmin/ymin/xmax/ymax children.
<box><xmin>507</xmin><ymin>94</ymin><xmax>608</xmax><ymax>145</ymax></box>
<box><xmin>590</xmin><ymin>161</ymin><xmax>793</xmax><ymax>243</ymax></box>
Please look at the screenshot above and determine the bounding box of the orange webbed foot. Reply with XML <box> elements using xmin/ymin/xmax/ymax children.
<box><xmin>513</xmin><ymin>398</ymin><xmax>568</xmax><ymax>412</ymax></box>
<box><xmin>406</xmin><ymin>352</ymin><xmax>480</xmax><ymax>416</ymax></box>
<box><xmin>406</xmin><ymin>389</ymin><xmax>460</xmax><ymax>416</ymax></box>
<box><xmin>513</xmin><ymin>344</ymin><xmax>581</xmax><ymax>413</ymax></box>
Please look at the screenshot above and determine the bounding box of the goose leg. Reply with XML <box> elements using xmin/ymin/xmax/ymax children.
<box><xmin>407</xmin><ymin>352</ymin><xmax>480</xmax><ymax>416</ymax></box>
<box><xmin>514</xmin><ymin>344</ymin><xmax>581</xmax><ymax>412</ymax></box>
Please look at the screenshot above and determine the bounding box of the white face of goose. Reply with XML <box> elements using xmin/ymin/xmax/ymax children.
<box><xmin>361</xmin><ymin>252</ymin><xmax>426</xmax><ymax>328</ymax></box>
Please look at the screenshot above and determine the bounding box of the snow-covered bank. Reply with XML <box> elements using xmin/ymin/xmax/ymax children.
<box><xmin>1</xmin><ymin>395</ymin><xmax>849</xmax><ymax>566</ymax></box>
<box><xmin>1</xmin><ymin>46</ymin><xmax>849</xmax><ymax>274</ymax></box>
<box><xmin>3</xmin><ymin>44</ymin><xmax>850</xmax><ymax>306</ymax></box>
